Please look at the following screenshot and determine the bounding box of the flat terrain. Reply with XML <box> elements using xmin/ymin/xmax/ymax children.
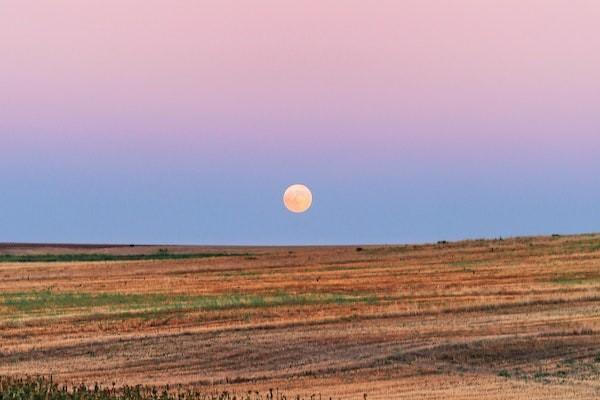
<box><xmin>0</xmin><ymin>235</ymin><xmax>599</xmax><ymax>399</ymax></box>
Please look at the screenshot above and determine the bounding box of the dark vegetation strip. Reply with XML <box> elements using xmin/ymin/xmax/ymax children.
<box><xmin>0</xmin><ymin>251</ymin><xmax>243</xmax><ymax>263</ymax></box>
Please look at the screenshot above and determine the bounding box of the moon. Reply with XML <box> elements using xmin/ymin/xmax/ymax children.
<box><xmin>283</xmin><ymin>184</ymin><xmax>313</xmax><ymax>213</ymax></box>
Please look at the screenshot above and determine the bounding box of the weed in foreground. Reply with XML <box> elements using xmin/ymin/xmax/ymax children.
<box><xmin>0</xmin><ymin>376</ymin><xmax>357</xmax><ymax>400</ymax></box>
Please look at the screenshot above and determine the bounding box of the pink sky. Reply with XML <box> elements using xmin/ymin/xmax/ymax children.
<box><xmin>3</xmin><ymin>1</ymin><xmax>599</xmax><ymax>162</ymax></box>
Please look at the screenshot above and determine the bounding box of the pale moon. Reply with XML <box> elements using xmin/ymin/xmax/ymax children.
<box><xmin>283</xmin><ymin>184</ymin><xmax>313</xmax><ymax>213</ymax></box>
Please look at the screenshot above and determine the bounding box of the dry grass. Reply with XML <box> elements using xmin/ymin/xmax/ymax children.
<box><xmin>0</xmin><ymin>234</ymin><xmax>599</xmax><ymax>399</ymax></box>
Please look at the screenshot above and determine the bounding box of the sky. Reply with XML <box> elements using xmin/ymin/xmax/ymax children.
<box><xmin>1</xmin><ymin>0</ymin><xmax>599</xmax><ymax>245</ymax></box>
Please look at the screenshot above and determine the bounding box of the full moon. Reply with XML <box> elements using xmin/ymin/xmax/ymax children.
<box><xmin>283</xmin><ymin>184</ymin><xmax>313</xmax><ymax>213</ymax></box>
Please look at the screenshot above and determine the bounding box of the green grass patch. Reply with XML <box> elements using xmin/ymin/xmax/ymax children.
<box><xmin>533</xmin><ymin>371</ymin><xmax>550</xmax><ymax>379</ymax></box>
<box><xmin>448</xmin><ymin>259</ymin><xmax>487</xmax><ymax>267</ymax></box>
<box><xmin>0</xmin><ymin>250</ymin><xmax>242</xmax><ymax>263</ymax></box>
<box><xmin>361</xmin><ymin>246</ymin><xmax>414</xmax><ymax>255</ymax></box>
<box><xmin>221</xmin><ymin>270</ymin><xmax>261</xmax><ymax>277</ymax></box>
<box><xmin>559</xmin><ymin>239</ymin><xmax>600</xmax><ymax>255</ymax></box>
<box><xmin>2</xmin><ymin>291</ymin><xmax>170</xmax><ymax>312</ymax></box>
<box><xmin>0</xmin><ymin>290</ymin><xmax>378</xmax><ymax>317</ymax></box>
<box><xmin>320</xmin><ymin>264</ymin><xmax>370</xmax><ymax>272</ymax></box>
<box><xmin>551</xmin><ymin>274</ymin><xmax>600</xmax><ymax>285</ymax></box>
<box><xmin>497</xmin><ymin>370</ymin><xmax>511</xmax><ymax>378</ymax></box>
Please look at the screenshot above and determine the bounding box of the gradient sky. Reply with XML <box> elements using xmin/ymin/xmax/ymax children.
<box><xmin>1</xmin><ymin>1</ymin><xmax>599</xmax><ymax>244</ymax></box>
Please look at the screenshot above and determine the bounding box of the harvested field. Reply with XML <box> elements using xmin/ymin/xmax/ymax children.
<box><xmin>1</xmin><ymin>234</ymin><xmax>599</xmax><ymax>399</ymax></box>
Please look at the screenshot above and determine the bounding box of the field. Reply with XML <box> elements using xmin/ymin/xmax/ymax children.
<box><xmin>0</xmin><ymin>234</ymin><xmax>599</xmax><ymax>399</ymax></box>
